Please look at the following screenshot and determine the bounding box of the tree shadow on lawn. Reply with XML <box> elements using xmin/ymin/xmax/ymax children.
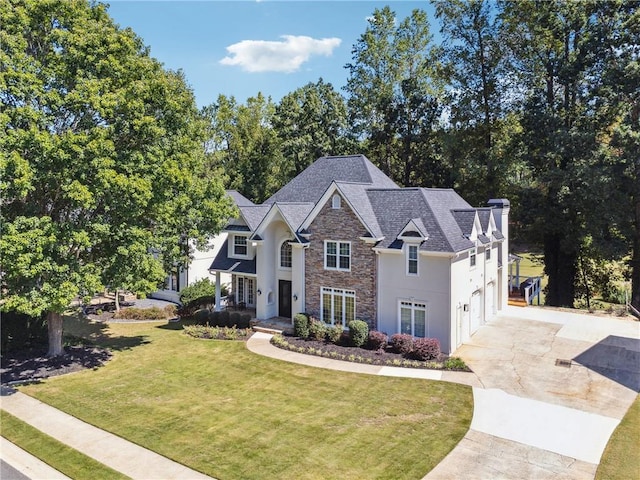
<box><xmin>0</xmin><ymin>316</ymin><xmax>149</xmax><ymax>385</ymax></box>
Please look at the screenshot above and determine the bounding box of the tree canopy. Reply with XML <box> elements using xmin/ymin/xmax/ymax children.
<box><xmin>0</xmin><ymin>0</ymin><xmax>234</xmax><ymax>355</ymax></box>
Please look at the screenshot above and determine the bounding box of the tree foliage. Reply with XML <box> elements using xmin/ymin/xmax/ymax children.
<box><xmin>0</xmin><ymin>0</ymin><xmax>233</xmax><ymax>355</ymax></box>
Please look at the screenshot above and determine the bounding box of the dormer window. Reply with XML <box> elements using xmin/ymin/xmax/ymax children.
<box><xmin>234</xmin><ymin>235</ymin><xmax>248</xmax><ymax>256</ymax></box>
<box><xmin>332</xmin><ymin>194</ymin><xmax>341</xmax><ymax>209</ymax></box>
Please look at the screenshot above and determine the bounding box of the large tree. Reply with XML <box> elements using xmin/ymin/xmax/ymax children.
<box><xmin>344</xmin><ymin>7</ymin><xmax>446</xmax><ymax>187</ymax></box>
<box><xmin>273</xmin><ymin>78</ymin><xmax>353</xmax><ymax>184</ymax></box>
<box><xmin>434</xmin><ymin>0</ymin><xmax>515</xmax><ymax>203</ymax></box>
<box><xmin>500</xmin><ymin>0</ymin><xmax>638</xmax><ymax>307</ymax></box>
<box><xmin>203</xmin><ymin>93</ymin><xmax>282</xmax><ymax>203</ymax></box>
<box><xmin>0</xmin><ymin>0</ymin><xmax>233</xmax><ymax>355</ymax></box>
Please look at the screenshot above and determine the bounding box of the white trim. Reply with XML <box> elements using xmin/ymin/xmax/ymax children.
<box><xmin>300</xmin><ymin>182</ymin><xmax>377</xmax><ymax>237</ymax></box>
<box><xmin>324</xmin><ymin>240</ymin><xmax>351</xmax><ymax>272</ymax></box>
<box><xmin>406</xmin><ymin>244</ymin><xmax>419</xmax><ymax>276</ymax></box>
<box><xmin>397</xmin><ymin>299</ymin><xmax>428</xmax><ymax>337</ymax></box>
<box><xmin>321</xmin><ymin>286</ymin><xmax>356</xmax><ymax>326</ymax></box>
<box><xmin>232</xmin><ymin>234</ymin><xmax>249</xmax><ymax>258</ymax></box>
<box><xmin>279</xmin><ymin>239</ymin><xmax>292</xmax><ymax>270</ymax></box>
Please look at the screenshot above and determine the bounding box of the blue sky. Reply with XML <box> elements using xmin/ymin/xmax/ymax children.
<box><xmin>106</xmin><ymin>1</ymin><xmax>440</xmax><ymax>107</ymax></box>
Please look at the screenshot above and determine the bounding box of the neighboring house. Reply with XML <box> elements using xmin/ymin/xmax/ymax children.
<box><xmin>151</xmin><ymin>236</ymin><xmax>231</xmax><ymax>304</ymax></box>
<box><xmin>209</xmin><ymin>155</ymin><xmax>510</xmax><ymax>353</ymax></box>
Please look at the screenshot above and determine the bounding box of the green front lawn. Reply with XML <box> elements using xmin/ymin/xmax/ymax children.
<box><xmin>596</xmin><ymin>394</ymin><xmax>640</xmax><ymax>480</ymax></box>
<box><xmin>0</xmin><ymin>410</ymin><xmax>129</xmax><ymax>480</ymax></box>
<box><xmin>19</xmin><ymin>317</ymin><xmax>473</xmax><ymax>480</ymax></box>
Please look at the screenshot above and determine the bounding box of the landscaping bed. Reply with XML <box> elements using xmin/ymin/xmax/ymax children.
<box><xmin>270</xmin><ymin>314</ymin><xmax>470</xmax><ymax>371</ymax></box>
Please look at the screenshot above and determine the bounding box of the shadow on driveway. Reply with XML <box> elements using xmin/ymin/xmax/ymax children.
<box><xmin>573</xmin><ymin>335</ymin><xmax>640</xmax><ymax>392</ymax></box>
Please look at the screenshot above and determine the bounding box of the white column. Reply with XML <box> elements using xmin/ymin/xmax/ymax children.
<box><xmin>214</xmin><ymin>271</ymin><xmax>222</xmax><ymax>312</ymax></box>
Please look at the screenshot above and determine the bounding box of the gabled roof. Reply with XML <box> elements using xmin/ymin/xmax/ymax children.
<box><xmin>452</xmin><ymin>209</ymin><xmax>477</xmax><ymax>238</ymax></box>
<box><xmin>237</xmin><ymin>205</ymin><xmax>270</xmax><ymax>231</ymax></box>
<box><xmin>264</xmin><ymin>155</ymin><xmax>398</xmax><ymax>204</ymax></box>
<box><xmin>227</xmin><ymin>190</ymin><xmax>255</xmax><ymax>207</ymax></box>
<box><xmin>252</xmin><ymin>202</ymin><xmax>314</xmax><ymax>240</ymax></box>
<box><xmin>368</xmin><ymin>188</ymin><xmax>476</xmax><ymax>253</ymax></box>
<box><xmin>208</xmin><ymin>240</ymin><xmax>256</xmax><ymax>275</ymax></box>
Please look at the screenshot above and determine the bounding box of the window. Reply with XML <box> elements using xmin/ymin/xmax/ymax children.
<box><xmin>485</xmin><ymin>247</ymin><xmax>491</xmax><ymax>261</ymax></box>
<box><xmin>234</xmin><ymin>235</ymin><xmax>247</xmax><ymax>256</ymax></box>
<box><xmin>407</xmin><ymin>245</ymin><xmax>418</xmax><ymax>275</ymax></box>
<box><xmin>280</xmin><ymin>241</ymin><xmax>292</xmax><ymax>268</ymax></box>
<box><xmin>325</xmin><ymin>241</ymin><xmax>350</xmax><ymax>271</ymax></box>
<box><xmin>470</xmin><ymin>248</ymin><xmax>477</xmax><ymax>268</ymax></box>
<box><xmin>236</xmin><ymin>276</ymin><xmax>255</xmax><ymax>306</ymax></box>
<box><xmin>332</xmin><ymin>194</ymin><xmax>341</xmax><ymax>209</ymax></box>
<box><xmin>399</xmin><ymin>300</ymin><xmax>427</xmax><ymax>337</ymax></box>
<box><xmin>321</xmin><ymin>287</ymin><xmax>355</xmax><ymax>326</ymax></box>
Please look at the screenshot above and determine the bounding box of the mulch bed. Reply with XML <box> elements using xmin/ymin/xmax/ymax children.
<box><xmin>277</xmin><ymin>334</ymin><xmax>460</xmax><ymax>369</ymax></box>
<box><xmin>1</xmin><ymin>345</ymin><xmax>112</xmax><ymax>385</ymax></box>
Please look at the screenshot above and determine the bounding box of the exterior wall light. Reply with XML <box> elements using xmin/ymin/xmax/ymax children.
<box><xmin>293</xmin><ymin>294</ymin><xmax>298</xmax><ymax>301</ymax></box>
<box><xmin>257</xmin><ymin>289</ymin><xmax>262</xmax><ymax>295</ymax></box>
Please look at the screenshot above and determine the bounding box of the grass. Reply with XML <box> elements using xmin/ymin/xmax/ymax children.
<box><xmin>0</xmin><ymin>410</ymin><xmax>129</xmax><ymax>480</ymax></box>
<box><xmin>513</xmin><ymin>252</ymin><xmax>547</xmax><ymax>304</ymax></box>
<box><xmin>595</xmin><ymin>394</ymin><xmax>640</xmax><ymax>480</ymax></box>
<box><xmin>18</xmin><ymin>316</ymin><xmax>473</xmax><ymax>480</ymax></box>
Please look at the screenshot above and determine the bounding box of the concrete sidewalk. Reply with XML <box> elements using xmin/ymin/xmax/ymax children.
<box><xmin>0</xmin><ymin>386</ymin><xmax>213</xmax><ymax>480</ymax></box>
<box><xmin>0</xmin><ymin>437</ymin><xmax>70</xmax><ymax>480</ymax></box>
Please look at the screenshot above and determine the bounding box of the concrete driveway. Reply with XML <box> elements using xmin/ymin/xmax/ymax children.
<box><xmin>425</xmin><ymin>306</ymin><xmax>640</xmax><ymax>480</ymax></box>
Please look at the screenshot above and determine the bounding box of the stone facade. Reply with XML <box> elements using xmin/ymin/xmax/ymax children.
<box><xmin>304</xmin><ymin>193</ymin><xmax>377</xmax><ymax>329</ymax></box>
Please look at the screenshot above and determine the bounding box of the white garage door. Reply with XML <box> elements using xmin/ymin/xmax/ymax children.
<box><xmin>470</xmin><ymin>291</ymin><xmax>482</xmax><ymax>334</ymax></box>
<box><xmin>486</xmin><ymin>282</ymin><xmax>495</xmax><ymax>320</ymax></box>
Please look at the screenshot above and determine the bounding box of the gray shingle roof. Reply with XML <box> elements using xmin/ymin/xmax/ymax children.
<box><xmin>209</xmin><ymin>240</ymin><xmax>256</xmax><ymax>275</ymax></box>
<box><xmin>277</xmin><ymin>203</ymin><xmax>314</xmax><ymax>231</ymax></box>
<box><xmin>335</xmin><ymin>182</ymin><xmax>384</xmax><ymax>238</ymax></box>
<box><xmin>452</xmin><ymin>209</ymin><xmax>476</xmax><ymax>238</ymax></box>
<box><xmin>237</xmin><ymin>205</ymin><xmax>270</xmax><ymax>231</ymax></box>
<box><xmin>476</xmin><ymin>208</ymin><xmax>493</xmax><ymax>233</ymax></box>
<box><xmin>367</xmin><ymin>188</ymin><xmax>476</xmax><ymax>253</ymax></box>
<box><xmin>227</xmin><ymin>190</ymin><xmax>255</xmax><ymax>207</ymax></box>
<box><xmin>265</xmin><ymin>155</ymin><xmax>398</xmax><ymax>204</ymax></box>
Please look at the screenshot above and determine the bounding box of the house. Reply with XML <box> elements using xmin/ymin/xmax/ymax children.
<box><xmin>209</xmin><ymin>155</ymin><xmax>509</xmax><ymax>353</ymax></box>
<box><xmin>151</xmin><ymin>236</ymin><xmax>231</xmax><ymax>304</ymax></box>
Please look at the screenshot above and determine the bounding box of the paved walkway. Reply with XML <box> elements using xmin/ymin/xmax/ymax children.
<box><xmin>0</xmin><ymin>386</ymin><xmax>213</xmax><ymax>480</ymax></box>
<box><xmin>1</xmin><ymin>307</ymin><xmax>637</xmax><ymax>479</ymax></box>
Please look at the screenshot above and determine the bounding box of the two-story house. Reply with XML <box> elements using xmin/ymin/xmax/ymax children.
<box><xmin>209</xmin><ymin>155</ymin><xmax>509</xmax><ymax>354</ymax></box>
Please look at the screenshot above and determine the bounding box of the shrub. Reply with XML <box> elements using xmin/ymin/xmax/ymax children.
<box><xmin>293</xmin><ymin>313</ymin><xmax>310</xmax><ymax>338</ymax></box>
<box><xmin>367</xmin><ymin>330</ymin><xmax>388</xmax><ymax>351</ymax></box>
<box><xmin>164</xmin><ymin>304</ymin><xmax>177</xmax><ymax>317</ymax></box>
<box><xmin>309</xmin><ymin>319</ymin><xmax>327</xmax><ymax>341</ymax></box>
<box><xmin>326</xmin><ymin>324</ymin><xmax>343</xmax><ymax>344</ymax></box>
<box><xmin>348</xmin><ymin>320</ymin><xmax>369</xmax><ymax>347</ymax></box>
<box><xmin>410</xmin><ymin>338</ymin><xmax>441</xmax><ymax>361</ymax></box>
<box><xmin>179</xmin><ymin>278</ymin><xmax>216</xmax><ymax>305</ymax></box>
<box><xmin>443</xmin><ymin>357</ymin><xmax>468</xmax><ymax>371</ymax></box>
<box><xmin>390</xmin><ymin>334</ymin><xmax>414</xmax><ymax>355</ymax></box>
<box><xmin>117</xmin><ymin>307</ymin><xmax>167</xmax><ymax>320</ymax></box>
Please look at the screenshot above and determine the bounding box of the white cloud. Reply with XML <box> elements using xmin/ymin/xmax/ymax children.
<box><xmin>220</xmin><ymin>35</ymin><xmax>342</xmax><ymax>73</ymax></box>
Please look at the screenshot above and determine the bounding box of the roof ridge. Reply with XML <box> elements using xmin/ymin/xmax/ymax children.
<box><xmin>420</xmin><ymin>189</ymin><xmax>457</xmax><ymax>252</ymax></box>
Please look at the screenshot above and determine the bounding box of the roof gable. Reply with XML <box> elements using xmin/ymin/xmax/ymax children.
<box><xmin>265</xmin><ymin>155</ymin><xmax>398</xmax><ymax>204</ymax></box>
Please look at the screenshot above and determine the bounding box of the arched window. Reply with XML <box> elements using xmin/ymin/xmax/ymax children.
<box><xmin>332</xmin><ymin>194</ymin><xmax>341</xmax><ymax>209</ymax></box>
<box><xmin>280</xmin><ymin>241</ymin><xmax>292</xmax><ymax>268</ymax></box>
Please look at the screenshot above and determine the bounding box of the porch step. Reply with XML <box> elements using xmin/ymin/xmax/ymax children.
<box><xmin>508</xmin><ymin>297</ymin><xmax>528</xmax><ymax>307</ymax></box>
<box><xmin>252</xmin><ymin>326</ymin><xmax>284</xmax><ymax>335</ymax></box>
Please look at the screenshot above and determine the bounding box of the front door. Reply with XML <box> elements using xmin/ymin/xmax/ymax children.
<box><xmin>278</xmin><ymin>280</ymin><xmax>292</xmax><ymax>318</ymax></box>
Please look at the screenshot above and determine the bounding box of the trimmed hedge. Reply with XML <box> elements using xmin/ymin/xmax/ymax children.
<box><xmin>326</xmin><ymin>324</ymin><xmax>343</xmax><ymax>344</ymax></box>
<box><xmin>410</xmin><ymin>338</ymin><xmax>441</xmax><ymax>361</ymax></box>
<box><xmin>367</xmin><ymin>330</ymin><xmax>388</xmax><ymax>351</ymax></box>
<box><xmin>293</xmin><ymin>313</ymin><xmax>310</xmax><ymax>339</ymax></box>
<box><xmin>348</xmin><ymin>320</ymin><xmax>369</xmax><ymax>347</ymax></box>
<box><xmin>390</xmin><ymin>333</ymin><xmax>414</xmax><ymax>355</ymax></box>
<box><xmin>309</xmin><ymin>319</ymin><xmax>327</xmax><ymax>341</ymax></box>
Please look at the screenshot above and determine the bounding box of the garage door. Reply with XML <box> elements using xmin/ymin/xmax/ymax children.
<box><xmin>486</xmin><ymin>282</ymin><xmax>495</xmax><ymax>320</ymax></box>
<box><xmin>470</xmin><ymin>291</ymin><xmax>482</xmax><ymax>334</ymax></box>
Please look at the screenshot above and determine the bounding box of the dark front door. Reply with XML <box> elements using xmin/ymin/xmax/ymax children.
<box><xmin>278</xmin><ymin>280</ymin><xmax>292</xmax><ymax>318</ymax></box>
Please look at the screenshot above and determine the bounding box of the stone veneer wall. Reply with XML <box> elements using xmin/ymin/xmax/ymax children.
<box><xmin>304</xmin><ymin>194</ymin><xmax>377</xmax><ymax>329</ymax></box>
